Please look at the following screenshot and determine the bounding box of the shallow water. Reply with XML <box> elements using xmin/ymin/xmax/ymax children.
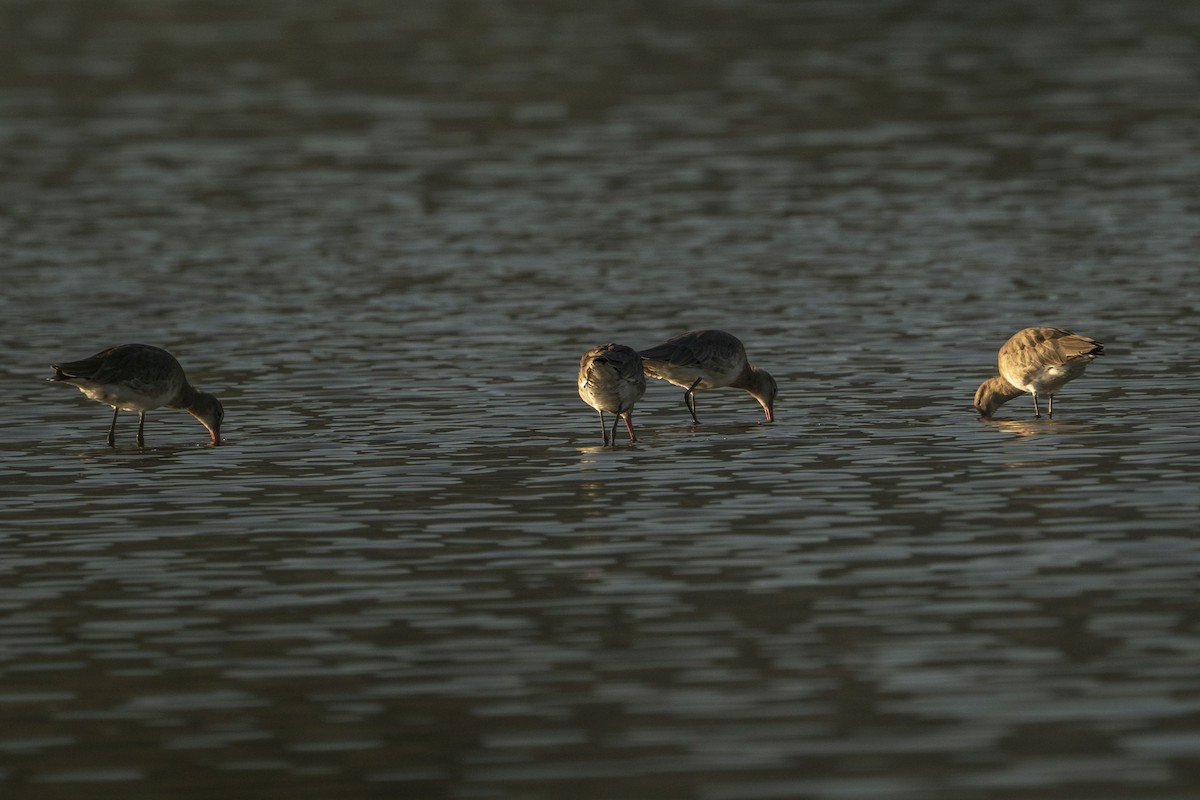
<box><xmin>2</xmin><ymin>1</ymin><xmax>1200</xmax><ymax>798</ymax></box>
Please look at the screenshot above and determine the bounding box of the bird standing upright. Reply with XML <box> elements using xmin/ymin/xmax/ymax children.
<box><xmin>973</xmin><ymin>327</ymin><xmax>1104</xmax><ymax>419</ymax></box>
<box><xmin>639</xmin><ymin>329</ymin><xmax>776</xmax><ymax>424</ymax></box>
<box><xmin>578</xmin><ymin>343</ymin><xmax>646</xmax><ymax>446</ymax></box>
<box><xmin>49</xmin><ymin>344</ymin><xmax>224</xmax><ymax>446</ymax></box>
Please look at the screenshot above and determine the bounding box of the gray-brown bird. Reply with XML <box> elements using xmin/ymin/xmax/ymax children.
<box><xmin>49</xmin><ymin>344</ymin><xmax>224</xmax><ymax>446</ymax></box>
<box><xmin>639</xmin><ymin>329</ymin><xmax>777</xmax><ymax>424</ymax></box>
<box><xmin>578</xmin><ymin>343</ymin><xmax>646</xmax><ymax>446</ymax></box>
<box><xmin>973</xmin><ymin>327</ymin><xmax>1104</xmax><ymax>419</ymax></box>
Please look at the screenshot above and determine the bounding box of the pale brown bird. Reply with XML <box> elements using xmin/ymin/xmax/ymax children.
<box><xmin>973</xmin><ymin>327</ymin><xmax>1104</xmax><ymax>419</ymax></box>
<box><xmin>639</xmin><ymin>329</ymin><xmax>777</xmax><ymax>424</ymax></box>
<box><xmin>48</xmin><ymin>344</ymin><xmax>224</xmax><ymax>446</ymax></box>
<box><xmin>578</xmin><ymin>343</ymin><xmax>646</xmax><ymax>446</ymax></box>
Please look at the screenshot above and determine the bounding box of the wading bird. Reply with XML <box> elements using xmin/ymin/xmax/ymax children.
<box><xmin>578</xmin><ymin>343</ymin><xmax>645</xmax><ymax>446</ymax></box>
<box><xmin>973</xmin><ymin>327</ymin><xmax>1104</xmax><ymax>419</ymax></box>
<box><xmin>639</xmin><ymin>329</ymin><xmax>776</xmax><ymax>424</ymax></box>
<box><xmin>49</xmin><ymin>343</ymin><xmax>224</xmax><ymax>446</ymax></box>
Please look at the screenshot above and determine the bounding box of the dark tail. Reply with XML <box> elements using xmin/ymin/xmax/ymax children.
<box><xmin>48</xmin><ymin>351</ymin><xmax>111</xmax><ymax>381</ymax></box>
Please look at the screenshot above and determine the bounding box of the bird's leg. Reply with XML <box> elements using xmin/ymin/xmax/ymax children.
<box><xmin>684</xmin><ymin>378</ymin><xmax>702</xmax><ymax>424</ymax></box>
<box><xmin>107</xmin><ymin>407</ymin><xmax>119</xmax><ymax>447</ymax></box>
<box><xmin>609</xmin><ymin>407</ymin><xmax>623</xmax><ymax>447</ymax></box>
<box><xmin>1048</xmin><ymin>394</ymin><xmax>1054</xmax><ymax>419</ymax></box>
<box><xmin>598</xmin><ymin>410</ymin><xmax>610</xmax><ymax>446</ymax></box>
<box><xmin>1032</xmin><ymin>394</ymin><xmax>1041</xmax><ymax>419</ymax></box>
<box><xmin>137</xmin><ymin>411</ymin><xmax>146</xmax><ymax>447</ymax></box>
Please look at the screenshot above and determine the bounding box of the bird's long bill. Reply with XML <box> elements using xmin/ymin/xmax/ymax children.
<box><xmin>209</xmin><ymin>427</ymin><xmax>222</xmax><ymax>446</ymax></box>
<box><xmin>764</xmin><ymin>405</ymin><xmax>774</xmax><ymax>423</ymax></box>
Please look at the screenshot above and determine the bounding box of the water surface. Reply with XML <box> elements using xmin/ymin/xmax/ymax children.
<box><xmin>2</xmin><ymin>1</ymin><xmax>1199</xmax><ymax>798</ymax></box>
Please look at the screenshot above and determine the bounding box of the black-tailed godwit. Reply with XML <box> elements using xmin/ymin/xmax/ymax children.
<box><xmin>974</xmin><ymin>327</ymin><xmax>1104</xmax><ymax>419</ymax></box>
<box><xmin>49</xmin><ymin>344</ymin><xmax>224</xmax><ymax>446</ymax></box>
<box><xmin>639</xmin><ymin>330</ymin><xmax>776</xmax><ymax>424</ymax></box>
<box><xmin>578</xmin><ymin>343</ymin><xmax>646</xmax><ymax>446</ymax></box>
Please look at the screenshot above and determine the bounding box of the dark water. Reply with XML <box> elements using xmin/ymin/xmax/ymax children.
<box><xmin>2</xmin><ymin>1</ymin><xmax>1199</xmax><ymax>798</ymax></box>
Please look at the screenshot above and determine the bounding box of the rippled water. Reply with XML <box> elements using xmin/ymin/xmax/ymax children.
<box><xmin>2</xmin><ymin>1</ymin><xmax>1200</xmax><ymax>798</ymax></box>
